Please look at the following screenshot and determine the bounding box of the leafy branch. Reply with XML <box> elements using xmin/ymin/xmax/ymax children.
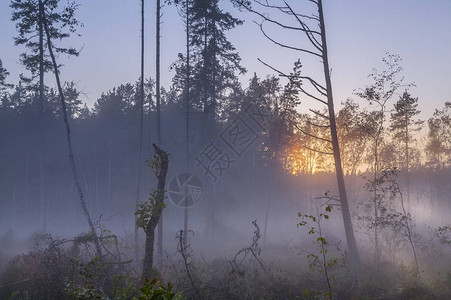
<box><xmin>298</xmin><ymin>204</ymin><xmax>337</xmax><ymax>299</ymax></box>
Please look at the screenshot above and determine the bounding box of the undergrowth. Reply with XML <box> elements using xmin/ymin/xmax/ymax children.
<box><xmin>0</xmin><ymin>222</ymin><xmax>449</xmax><ymax>299</ymax></box>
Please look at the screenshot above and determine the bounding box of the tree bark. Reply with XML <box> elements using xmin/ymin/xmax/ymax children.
<box><xmin>405</xmin><ymin>112</ymin><xmax>410</xmax><ymax>211</ymax></box>
<box><xmin>38</xmin><ymin>0</ymin><xmax>44</xmax><ymax>110</ymax></box>
<box><xmin>184</xmin><ymin>0</ymin><xmax>190</xmax><ymax>236</ymax></box>
<box><xmin>203</xmin><ymin>4</ymin><xmax>208</xmax><ymax>116</ymax></box>
<box><xmin>238</xmin><ymin>0</ymin><xmax>362</xmax><ymax>269</ymax></box>
<box><xmin>135</xmin><ymin>0</ymin><xmax>145</xmax><ymax>260</ymax></box>
<box><xmin>156</xmin><ymin>0</ymin><xmax>164</xmax><ymax>266</ymax></box>
<box><xmin>263</xmin><ymin>116</ymin><xmax>282</xmax><ymax>245</ymax></box>
<box><xmin>107</xmin><ymin>134</ymin><xmax>113</xmax><ymax>216</ymax></box>
<box><xmin>142</xmin><ymin>144</ymin><xmax>169</xmax><ymax>280</ymax></box>
<box><xmin>318</xmin><ymin>0</ymin><xmax>361</xmax><ymax>269</ymax></box>
<box><xmin>38</xmin><ymin>0</ymin><xmax>45</xmax><ymax>233</ymax></box>
<box><xmin>156</xmin><ymin>0</ymin><xmax>161</xmax><ymax>147</ymax></box>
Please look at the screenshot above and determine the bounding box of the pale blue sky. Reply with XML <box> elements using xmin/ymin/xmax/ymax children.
<box><xmin>1</xmin><ymin>0</ymin><xmax>450</xmax><ymax>119</ymax></box>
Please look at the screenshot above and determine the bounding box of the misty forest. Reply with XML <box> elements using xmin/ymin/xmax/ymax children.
<box><xmin>0</xmin><ymin>0</ymin><xmax>450</xmax><ymax>299</ymax></box>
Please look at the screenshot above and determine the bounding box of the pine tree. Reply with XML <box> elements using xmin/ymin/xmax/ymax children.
<box><xmin>171</xmin><ymin>0</ymin><xmax>246</xmax><ymax>120</ymax></box>
<box><xmin>426</xmin><ymin>102</ymin><xmax>451</xmax><ymax>168</ymax></box>
<box><xmin>390</xmin><ymin>90</ymin><xmax>423</xmax><ymax>171</ymax></box>
<box><xmin>0</xmin><ymin>60</ymin><xmax>13</xmax><ymax>97</ymax></box>
<box><xmin>10</xmin><ymin>0</ymin><xmax>81</xmax><ymax>98</ymax></box>
<box><xmin>11</xmin><ymin>0</ymin><xmax>81</xmax><ymax>232</ymax></box>
<box><xmin>390</xmin><ymin>90</ymin><xmax>423</xmax><ymax>210</ymax></box>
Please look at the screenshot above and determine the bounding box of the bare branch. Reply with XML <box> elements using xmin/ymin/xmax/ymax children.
<box><xmin>280</xmin><ymin>72</ymin><xmax>328</xmax><ymax>100</ymax></box>
<box><xmin>255</xmin><ymin>58</ymin><xmax>328</xmax><ymax>106</ymax></box>
<box><xmin>295</xmin><ymin>124</ymin><xmax>332</xmax><ymax>143</ymax></box>
<box><xmin>307</xmin><ymin>120</ymin><xmax>330</xmax><ymax>128</ymax></box>
<box><xmin>177</xmin><ymin>230</ymin><xmax>201</xmax><ymax>298</ymax></box>
<box><xmin>315</xmin><ymin>195</ymin><xmax>341</xmax><ymax>202</ymax></box>
<box><xmin>260</xmin><ymin>0</ymin><xmax>319</xmax><ymax>22</ymax></box>
<box><xmin>240</xmin><ymin>0</ymin><xmax>321</xmax><ymax>35</ymax></box>
<box><xmin>103</xmin><ymin>259</ymin><xmax>133</xmax><ymax>265</ymax></box>
<box><xmin>302</xmin><ymin>144</ymin><xmax>333</xmax><ymax>155</ymax></box>
<box><xmin>0</xmin><ymin>277</ymin><xmax>40</xmax><ymax>289</ymax></box>
<box><xmin>298</xmin><ymin>85</ymin><xmax>328</xmax><ymax>105</ymax></box>
<box><xmin>284</xmin><ymin>1</ymin><xmax>323</xmax><ymax>51</ymax></box>
<box><xmin>294</xmin><ymin>13</ymin><xmax>320</xmax><ymax>22</ymax></box>
<box><xmin>309</xmin><ymin>108</ymin><xmax>329</xmax><ymax>120</ymax></box>
<box><xmin>298</xmin><ymin>75</ymin><xmax>327</xmax><ymax>94</ymax></box>
<box><xmin>256</xmin><ymin>58</ymin><xmax>326</xmax><ymax>105</ymax></box>
<box><xmin>257</xmin><ymin>21</ymin><xmax>322</xmax><ymax>58</ymax></box>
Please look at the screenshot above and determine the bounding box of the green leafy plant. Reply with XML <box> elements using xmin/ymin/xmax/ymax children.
<box><xmin>136</xmin><ymin>153</ymin><xmax>169</xmax><ymax>232</ymax></box>
<box><xmin>133</xmin><ymin>278</ymin><xmax>181</xmax><ymax>300</ymax></box>
<box><xmin>135</xmin><ymin>189</ymin><xmax>166</xmax><ymax>232</ymax></box>
<box><xmin>298</xmin><ymin>204</ymin><xmax>339</xmax><ymax>300</ymax></box>
<box><xmin>146</xmin><ymin>153</ymin><xmax>169</xmax><ymax>177</ymax></box>
<box><xmin>358</xmin><ymin>167</ymin><xmax>420</xmax><ymax>275</ymax></box>
<box><xmin>64</xmin><ymin>257</ymin><xmax>107</xmax><ymax>299</ymax></box>
<box><xmin>367</xmin><ymin>168</ymin><xmax>420</xmax><ymax>276</ymax></box>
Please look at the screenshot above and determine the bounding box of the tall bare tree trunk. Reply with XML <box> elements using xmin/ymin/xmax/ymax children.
<box><xmin>24</xmin><ymin>144</ymin><xmax>30</xmax><ymax>224</ymax></box>
<box><xmin>38</xmin><ymin>0</ymin><xmax>44</xmax><ymax>111</ymax></box>
<box><xmin>108</xmin><ymin>134</ymin><xmax>113</xmax><ymax>215</ymax></box>
<box><xmin>135</xmin><ymin>0</ymin><xmax>145</xmax><ymax>259</ymax></box>
<box><xmin>238</xmin><ymin>0</ymin><xmax>361</xmax><ymax>269</ymax></box>
<box><xmin>39</xmin><ymin>152</ymin><xmax>46</xmax><ymax>231</ymax></box>
<box><xmin>405</xmin><ymin>113</ymin><xmax>410</xmax><ymax>212</ymax></box>
<box><xmin>156</xmin><ymin>0</ymin><xmax>164</xmax><ymax>266</ymax></box>
<box><xmin>184</xmin><ymin>0</ymin><xmax>190</xmax><ymax>236</ymax></box>
<box><xmin>38</xmin><ymin>0</ymin><xmax>45</xmax><ymax>233</ymax></box>
<box><xmin>318</xmin><ymin>0</ymin><xmax>360</xmax><ymax>269</ymax></box>
<box><xmin>42</xmin><ymin>4</ymin><xmax>102</xmax><ymax>259</ymax></box>
<box><xmin>374</xmin><ymin>138</ymin><xmax>380</xmax><ymax>271</ymax></box>
<box><xmin>211</xmin><ymin>18</ymin><xmax>216</xmax><ymax>118</ymax></box>
<box><xmin>203</xmin><ymin>4</ymin><xmax>208</xmax><ymax>116</ymax></box>
<box><xmin>156</xmin><ymin>0</ymin><xmax>161</xmax><ymax>146</ymax></box>
<box><xmin>38</xmin><ymin>0</ymin><xmax>44</xmax><ymax>107</ymax></box>
<box><xmin>263</xmin><ymin>116</ymin><xmax>282</xmax><ymax>245</ymax></box>
<box><xmin>94</xmin><ymin>145</ymin><xmax>99</xmax><ymax>215</ymax></box>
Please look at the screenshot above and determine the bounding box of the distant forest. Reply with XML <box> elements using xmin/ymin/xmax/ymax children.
<box><xmin>1</xmin><ymin>53</ymin><xmax>450</xmax><ymax>234</ymax></box>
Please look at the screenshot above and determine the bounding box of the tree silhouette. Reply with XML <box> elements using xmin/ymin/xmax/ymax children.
<box><xmin>390</xmin><ymin>91</ymin><xmax>423</xmax><ymax>169</ymax></box>
<box><xmin>172</xmin><ymin>0</ymin><xmax>245</xmax><ymax>120</ymax></box>
<box><xmin>0</xmin><ymin>60</ymin><xmax>13</xmax><ymax>97</ymax></box>
<box><xmin>426</xmin><ymin>102</ymin><xmax>451</xmax><ymax>168</ymax></box>
<box><xmin>390</xmin><ymin>90</ymin><xmax>423</xmax><ymax>209</ymax></box>
<box><xmin>11</xmin><ymin>0</ymin><xmax>82</xmax><ymax>232</ymax></box>
<box><xmin>156</xmin><ymin>0</ymin><xmax>165</xmax><ymax>267</ymax></box>
<box><xmin>40</xmin><ymin>0</ymin><xmax>102</xmax><ymax>258</ymax></box>
<box><xmin>184</xmin><ymin>0</ymin><xmax>191</xmax><ymax>238</ymax></box>
<box><xmin>140</xmin><ymin>144</ymin><xmax>169</xmax><ymax>280</ymax></box>
<box><xmin>10</xmin><ymin>0</ymin><xmax>81</xmax><ymax>102</ymax></box>
<box><xmin>356</xmin><ymin>54</ymin><xmax>410</xmax><ymax>270</ymax></box>
<box><xmin>237</xmin><ymin>0</ymin><xmax>361</xmax><ymax>269</ymax></box>
<box><xmin>135</xmin><ymin>0</ymin><xmax>146</xmax><ymax>261</ymax></box>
